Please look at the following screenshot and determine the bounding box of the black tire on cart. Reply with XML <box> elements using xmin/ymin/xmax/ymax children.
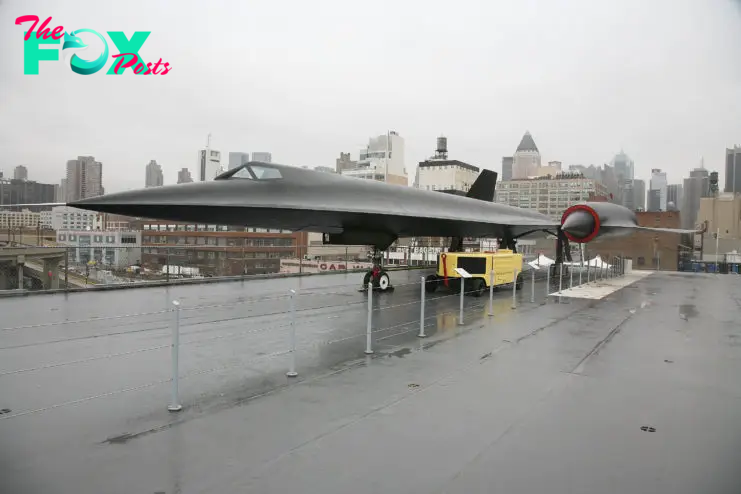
<box><xmin>471</xmin><ymin>278</ymin><xmax>486</xmax><ymax>297</ymax></box>
<box><xmin>425</xmin><ymin>274</ymin><xmax>439</xmax><ymax>293</ymax></box>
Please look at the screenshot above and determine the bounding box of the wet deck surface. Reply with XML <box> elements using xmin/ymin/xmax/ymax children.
<box><xmin>1</xmin><ymin>270</ymin><xmax>740</xmax><ymax>493</ymax></box>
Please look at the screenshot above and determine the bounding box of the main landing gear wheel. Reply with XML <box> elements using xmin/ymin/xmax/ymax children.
<box><xmin>377</xmin><ymin>272</ymin><xmax>390</xmax><ymax>291</ymax></box>
<box><xmin>361</xmin><ymin>270</ymin><xmax>394</xmax><ymax>292</ymax></box>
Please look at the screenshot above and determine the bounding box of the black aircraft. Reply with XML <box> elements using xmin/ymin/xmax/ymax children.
<box><xmin>65</xmin><ymin>161</ymin><xmax>697</xmax><ymax>290</ymax></box>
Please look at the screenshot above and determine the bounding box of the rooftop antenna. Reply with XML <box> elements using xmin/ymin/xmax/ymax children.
<box><xmin>206</xmin><ymin>133</ymin><xmax>212</xmax><ymax>149</ymax></box>
<box><xmin>700</xmin><ymin>156</ymin><xmax>704</xmax><ymax>169</ymax></box>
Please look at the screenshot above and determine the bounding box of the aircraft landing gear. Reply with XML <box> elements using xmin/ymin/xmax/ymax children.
<box><xmin>361</xmin><ymin>248</ymin><xmax>394</xmax><ymax>292</ymax></box>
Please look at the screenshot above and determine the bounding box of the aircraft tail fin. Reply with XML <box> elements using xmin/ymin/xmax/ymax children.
<box><xmin>466</xmin><ymin>169</ymin><xmax>497</xmax><ymax>202</ymax></box>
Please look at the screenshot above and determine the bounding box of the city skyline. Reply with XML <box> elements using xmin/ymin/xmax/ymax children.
<box><xmin>0</xmin><ymin>136</ymin><xmax>728</xmax><ymax>201</ymax></box>
<box><xmin>1</xmin><ymin>0</ymin><xmax>740</xmax><ymax>193</ymax></box>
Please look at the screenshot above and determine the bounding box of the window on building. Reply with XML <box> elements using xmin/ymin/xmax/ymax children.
<box><xmin>121</xmin><ymin>235</ymin><xmax>137</xmax><ymax>244</ymax></box>
<box><xmin>58</xmin><ymin>234</ymin><xmax>66</xmax><ymax>241</ymax></box>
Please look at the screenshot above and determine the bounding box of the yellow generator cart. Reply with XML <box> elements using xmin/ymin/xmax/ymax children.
<box><xmin>425</xmin><ymin>250</ymin><xmax>524</xmax><ymax>296</ymax></box>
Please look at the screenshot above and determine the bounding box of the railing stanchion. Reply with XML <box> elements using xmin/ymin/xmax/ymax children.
<box><xmin>418</xmin><ymin>276</ymin><xmax>427</xmax><ymax>337</ymax></box>
<box><xmin>167</xmin><ymin>300</ymin><xmax>182</xmax><ymax>412</ymax></box>
<box><xmin>286</xmin><ymin>289</ymin><xmax>298</xmax><ymax>377</ymax></box>
<box><xmin>365</xmin><ymin>281</ymin><xmax>374</xmax><ymax>354</ymax></box>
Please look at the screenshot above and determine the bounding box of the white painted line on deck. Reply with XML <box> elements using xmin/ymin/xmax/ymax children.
<box><xmin>548</xmin><ymin>270</ymin><xmax>654</xmax><ymax>300</ymax></box>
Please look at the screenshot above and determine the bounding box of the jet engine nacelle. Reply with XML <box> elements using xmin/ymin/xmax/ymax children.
<box><xmin>560</xmin><ymin>202</ymin><xmax>639</xmax><ymax>243</ymax></box>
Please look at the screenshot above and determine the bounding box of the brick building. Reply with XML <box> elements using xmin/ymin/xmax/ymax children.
<box><xmin>134</xmin><ymin>220</ymin><xmax>308</xmax><ymax>276</ymax></box>
<box><xmin>588</xmin><ymin>211</ymin><xmax>689</xmax><ymax>270</ymax></box>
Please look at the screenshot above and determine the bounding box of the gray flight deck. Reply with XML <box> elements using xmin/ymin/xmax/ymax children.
<box><xmin>1</xmin><ymin>269</ymin><xmax>740</xmax><ymax>493</ymax></box>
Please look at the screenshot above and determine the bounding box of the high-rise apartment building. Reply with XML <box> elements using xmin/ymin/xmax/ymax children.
<box><xmin>228</xmin><ymin>152</ymin><xmax>250</xmax><ymax>170</ymax></box>
<box><xmin>724</xmin><ymin>146</ymin><xmax>741</xmax><ymax>194</ymax></box>
<box><xmin>251</xmin><ymin>152</ymin><xmax>272</xmax><ymax>163</ymax></box>
<box><xmin>611</xmin><ymin>151</ymin><xmax>634</xmax><ymax>181</ymax></box>
<box><xmin>197</xmin><ymin>148</ymin><xmax>222</xmax><ymax>181</ymax></box>
<box><xmin>66</xmin><ymin>156</ymin><xmax>103</xmax><ymax>202</ymax></box>
<box><xmin>648</xmin><ymin>168</ymin><xmax>667</xmax><ymax>211</ymax></box>
<box><xmin>569</xmin><ymin>163</ymin><xmax>621</xmax><ymax>203</ymax></box>
<box><xmin>145</xmin><ymin>160</ymin><xmax>163</xmax><ymax>188</ymax></box>
<box><xmin>13</xmin><ymin>165</ymin><xmax>28</xmax><ymax>181</ymax></box>
<box><xmin>0</xmin><ymin>178</ymin><xmax>55</xmax><ymax>208</ymax></box>
<box><xmin>667</xmin><ymin>184</ymin><xmax>683</xmax><ymax>211</ymax></box>
<box><xmin>341</xmin><ymin>131</ymin><xmax>407</xmax><ymax>186</ymax></box>
<box><xmin>57</xmin><ymin>178</ymin><xmax>67</xmax><ymax>202</ymax></box>
<box><xmin>511</xmin><ymin>131</ymin><xmax>541</xmax><ymax>179</ymax></box>
<box><xmin>501</xmin><ymin>157</ymin><xmax>513</xmax><ymax>182</ymax></box>
<box><xmin>622</xmin><ymin>179</ymin><xmax>646</xmax><ymax>211</ymax></box>
<box><xmin>682</xmin><ymin>166</ymin><xmax>711</xmax><ymax>229</ymax></box>
<box><xmin>177</xmin><ymin>168</ymin><xmax>193</xmax><ymax>184</ymax></box>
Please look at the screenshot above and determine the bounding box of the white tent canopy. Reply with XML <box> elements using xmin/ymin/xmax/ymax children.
<box><xmin>528</xmin><ymin>254</ymin><xmax>555</xmax><ymax>269</ymax></box>
<box><xmin>584</xmin><ymin>255</ymin><xmax>611</xmax><ymax>268</ymax></box>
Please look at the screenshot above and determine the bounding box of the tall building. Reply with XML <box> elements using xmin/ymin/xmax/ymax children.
<box><xmin>335</xmin><ymin>152</ymin><xmax>357</xmax><ymax>174</ymax></box>
<box><xmin>0</xmin><ymin>178</ymin><xmax>56</xmax><ymax>208</ymax></box>
<box><xmin>682</xmin><ymin>166</ymin><xmax>711</xmax><ymax>229</ymax></box>
<box><xmin>228</xmin><ymin>152</ymin><xmax>250</xmax><ymax>170</ymax></box>
<box><xmin>611</xmin><ymin>151</ymin><xmax>634</xmax><ymax>181</ymax></box>
<box><xmin>145</xmin><ymin>160</ymin><xmax>163</xmax><ymax>188</ymax></box>
<box><xmin>667</xmin><ymin>184</ymin><xmax>683</xmax><ymax>212</ymax></box>
<box><xmin>252</xmin><ymin>152</ymin><xmax>272</xmax><ymax>163</ymax></box>
<box><xmin>197</xmin><ymin>148</ymin><xmax>222</xmax><ymax>181</ymax></box>
<box><xmin>177</xmin><ymin>168</ymin><xmax>193</xmax><ymax>184</ymax></box>
<box><xmin>512</xmin><ymin>131</ymin><xmax>541</xmax><ymax>179</ymax></box>
<box><xmin>13</xmin><ymin>165</ymin><xmax>28</xmax><ymax>181</ymax></box>
<box><xmin>496</xmin><ymin>174</ymin><xmax>608</xmax><ymax>219</ymax></box>
<box><xmin>569</xmin><ymin>163</ymin><xmax>621</xmax><ymax>203</ymax></box>
<box><xmin>622</xmin><ymin>179</ymin><xmax>646</xmax><ymax>211</ymax></box>
<box><xmin>501</xmin><ymin>157</ymin><xmax>513</xmax><ymax>182</ymax></box>
<box><xmin>341</xmin><ymin>131</ymin><xmax>407</xmax><ymax>186</ymax></box>
<box><xmin>66</xmin><ymin>156</ymin><xmax>103</xmax><ymax>201</ymax></box>
<box><xmin>648</xmin><ymin>168</ymin><xmax>667</xmax><ymax>211</ymax></box>
<box><xmin>57</xmin><ymin>178</ymin><xmax>67</xmax><ymax>202</ymax></box>
<box><xmin>724</xmin><ymin>146</ymin><xmax>741</xmax><ymax>194</ymax></box>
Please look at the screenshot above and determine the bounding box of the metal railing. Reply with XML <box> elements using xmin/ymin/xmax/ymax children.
<box><xmin>0</xmin><ymin>244</ymin><xmax>444</xmax><ymax>292</ymax></box>
<box><xmin>0</xmin><ymin>262</ymin><xmax>629</xmax><ymax>421</ymax></box>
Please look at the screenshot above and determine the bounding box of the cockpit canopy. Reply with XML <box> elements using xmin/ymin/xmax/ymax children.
<box><xmin>215</xmin><ymin>163</ymin><xmax>283</xmax><ymax>181</ymax></box>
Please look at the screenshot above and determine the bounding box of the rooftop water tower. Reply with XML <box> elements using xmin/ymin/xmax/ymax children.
<box><xmin>434</xmin><ymin>136</ymin><xmax>448</xmax><ymax>160</ymax></box>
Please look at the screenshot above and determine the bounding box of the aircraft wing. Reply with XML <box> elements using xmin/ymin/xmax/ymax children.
<box><xmin>633</xmin><ymin>226</ymin><xmax>701</xmax><ymax>235</ymax></box>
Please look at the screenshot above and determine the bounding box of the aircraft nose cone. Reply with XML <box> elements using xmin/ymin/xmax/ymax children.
<box><xmin>561</xmin><ymin>209</ymin><xmax>596</xmax><ymax>239</ymax></box>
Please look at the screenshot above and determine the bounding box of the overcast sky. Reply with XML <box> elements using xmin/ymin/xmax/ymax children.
<box><xmin>1</xmin><ymin>0</ymin><xmax>741</xmax><ymax>193</ymax></box>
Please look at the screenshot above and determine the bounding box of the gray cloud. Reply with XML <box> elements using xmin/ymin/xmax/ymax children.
<box><xmin>1</xmin><ymin>0</ymin><xmax>740</xmax><ymax>193</ymax></box>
